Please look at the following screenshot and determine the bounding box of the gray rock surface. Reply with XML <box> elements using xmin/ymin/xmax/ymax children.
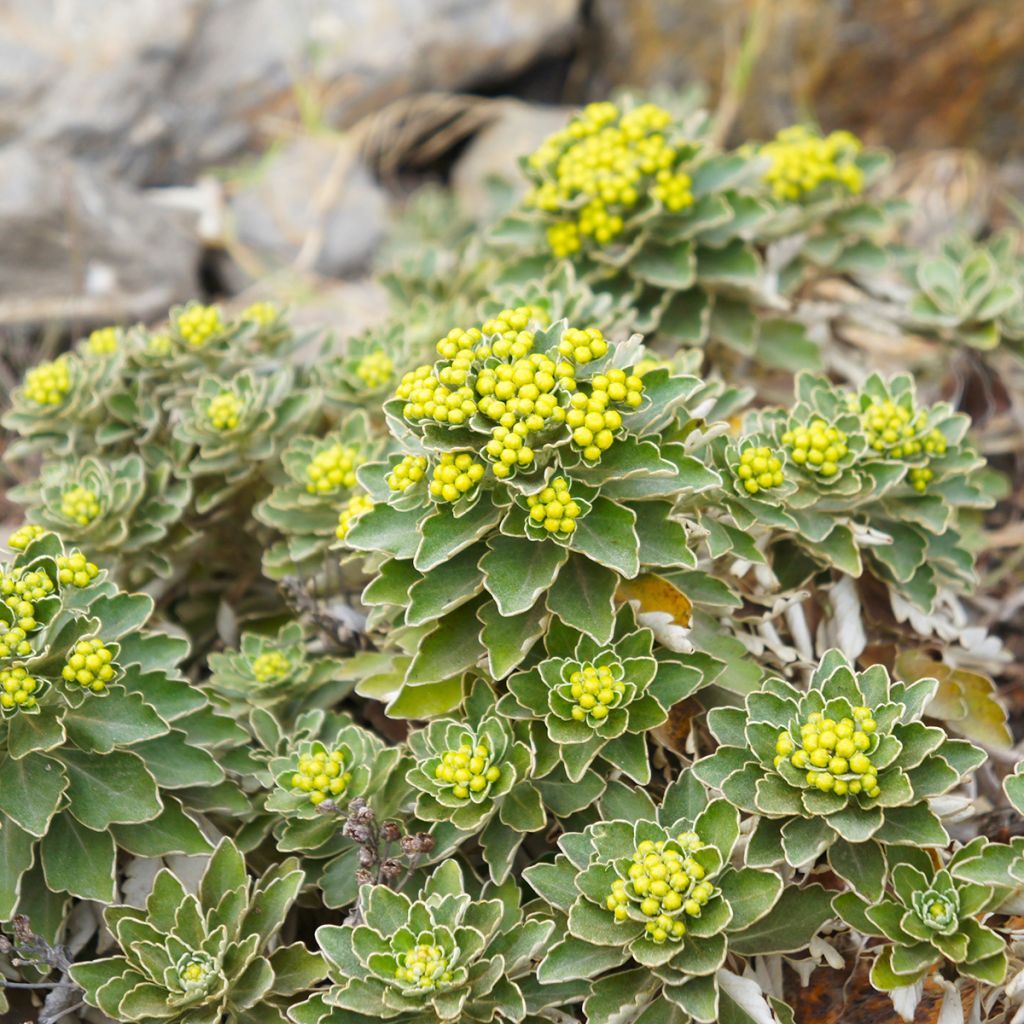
<box><xmin>452</xmin><ymin>100</ymin><xmax>572</xmax><ymax>220</ymax></box>
<box><xmin>2</xmin><ymin>0</ymin><xmax>581</xmax><ymax>185</ymax></box>
<box><xmin>0</xmin><ymin>144</ymin><xmax>199</xmax><ymax>327</ymax></box>
<box><xmin>228</xmin><ymin>137</ymin><xmax>390</xmax><ymax>278</ymax></box>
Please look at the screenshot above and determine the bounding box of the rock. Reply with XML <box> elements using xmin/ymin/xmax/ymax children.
<box><xmin>452</xmin><ymin>100</ymin><xmax>573</xmax><ymax>220</ymax></box>
<box><xmin>227</xmin><ymin>136</ymin><xmax>390</xmax><ymax>278</ymax></box>
<box><xmin>0</xmin><ymin>144</ymin><xmax>199</xmax><ymax>328</ymax></box>
<box><xmin>2</xmin><ymin>0</ymin><xmax>581</xmax><ymax>186</ymax></box>
<box><xmin>590</xmin><ymin>0</ymin><xmax>1024</xmax><ymax>160</ymax></box>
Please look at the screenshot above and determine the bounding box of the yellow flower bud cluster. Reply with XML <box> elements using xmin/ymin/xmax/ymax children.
<box><xmin>527</xmin><ymin>477</ymin><xmax>582</xmax><ymax>536</ymax></box>
<box><xmin>0</xmin><ymin>666</ymin><xmax>38</xmax><ymax>711</ymax></box>
<box><xmin>761</xmin><ymin>126</ymin><xmax>864</xmax><ymax>201</ymax></box>
<box><xmin>736</xmin><ymin>445</ymin><xmax>785</xmax><ymax>495</ymax></box>
<box><xmin>566</xmin><ymin>661</ymin><xmax>624</xmax><ymax>722</ymax></box>
<box><xmin>57</xmin><ymin>551</ymin><xmax>100</xmax><ymax>588</ymax></box>
<box><xmin>859</xmin><ymin>399</ymin><xmax>935</xmax><ymax>460</ymax></box>
<box><xmin>1</xmin><ymin>569</ymin><xmax>54</xmax><ymax>633</ymax></box>
<box><xmin>395</xmin><ymin>365</ymin><xmax>478</xmax><ymax>426</ymax></box>
<box><xmin>394</xmin><ymin>944</ymin><xmax>452</xmax><ymax>990</ymax></box>
<box><xmin>336</xmin><ymin>493</ymin><xmax>374</xmax><ymax>539</ymax></box>
<box><xmin>566</xmin><ymin>367</ymin><xmax>641</xmax><ymax>462</ymax></box>
<box><xmin>650</xmin><ymin>168</ymin><xmax>694</xmax><ymax>212</ymax></box>
<box><xmin>908</xmin><ymin>466</ymin><xmax>934</xmax><ymax>493</ymax></box>
<box><xmin>206</xmin><ymin>391</ymin><xmax>243</xmax><ymax>431</ymax></box>
<box><xmin>62</xmin><ymin>637</ymin><xmax>116</xmax><ymax>693</ymax></box>
<box><xmin>147</xmin><ymin>332</ymin><xmax>174</xmax><ymax>356</ymax></box>
<box><xmin>85</xmin><ymin>326</ymin><xmax>120</xmax><ymax>355</ymax></box>
<box><xmin>775</xmin><ymin>708</ymin><xmax>880</xmax><ymax>798</ymax></box>
<box><xmin>61</xmin><ymin>486</ymin><xmax>101</xmax><ymax>526</ymax></box>
<box><xmin>355</xmin><ymin>350</ymin><xmax>394</xmax><ymax>389</ymax></box>
<box><xmin>305</xmin><ymin>444</ymin><xmax>362</xmax><ymax>494</ymax></box>
<box><xmin>290</xmin><ymin>747</ymin><xmax>352</xmax><ymax>806</ymax></box>
<box><xmin>557</xmin><ymin>326</ymin><xmax>608</xmax><ymax>366</ymax></box>
<box><xmin>605</xmin><ymin>835</ymin><xmax>715</xmax><ymax>944</ymax></box>
<box><xmin>433</xmin><ymin>740</ymin><xmax>501</xmax><ymax>800</ymax></box>
<box><xmin>0</xmin><ymin>627</ymin><xmax>31</xmax><ymax>660</ymax></box>
<box><xmin>22</xmin><ymin>358</ymin><xmax>71</xmax><ymax>406</ymax></box>
<box><xmin>387</xmin><ymin>455</ymin><xmax>428</xmax><ymax>493</ymax></box>
<box><xmin>428</xmin><ymin>452</ymin><xmax>486</xmax><ymax>502</ymax></box>
<box><xmin>176</xmin><ymin>304</ymin><xmax>224</xmax><ymax>348</ymax></box>
<box><xmin>526</xmin><ymin>102</ymin><xmax>694</xmax><ymax>255</ymax></box>
<box><xmin>179</xmin><ymin>958</ymin><xmax>214</xmax><ymax>988</ymax></box>
<box><xmin>242</xmin><ymin>301</ymin><xmax>278</xmax><ymax>326</ymax></box>
<box><xmin>7</xmin><ymin>524</ymin><xmax>46</xmax><ymax>551</ymax></box>
<box><xmin>251</xmin><ymin>649</ymin><xmax>291</xmax><ymax>683</ymax></box>
<box><xmin>781</xmin><ymin>419</ymin><xmax>848</xmax><ymax>477</ymax></box>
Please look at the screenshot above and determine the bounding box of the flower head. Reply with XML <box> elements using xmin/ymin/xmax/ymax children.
<box><xmin>175</xmin><ymin>302</ymin><xmax>224</xmax><ymax>348</ymax></box>
<box><xmin>21</xmin><ymin>357</ymin><xmax>71</xmax><ymax>406</ymax></box>
<box><xmin>60</xmin><ymin>485</ymin><xmax>101</xmax><ymax>525</ymax></box>
<box><xmin>760</xmin><ymin>125</ymin><xmax>863</xmax><ymax>201</ymax></box>
<box><xmin>84</xmin><ymin>326</ymin><xmax>120</xmax><ymax>356</ymax></box>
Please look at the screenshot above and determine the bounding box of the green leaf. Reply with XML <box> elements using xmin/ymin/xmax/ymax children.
<box><xmin>480</xmin><ymin>814</ymin><xmax>525</xmax><ymax>885</ymax></box>
<box><xmin>129</xmin><ymin>731</ymin><xmax>223</xmax><ymax>788</ymax></box>
<box><xmin>499</xmin><ymin>782</ymin><xmax>547</xmax><ymax>833</ymax></box>
<box><xmin>346</xmin><ymin>503</ymin><xmax>422</xmax><ymax>559</ymax></box>
<box><xmin>569</xmin><ymin>497</ymin><xmax>639</xmax><ymax>577</ymax></box>
<box><xmin>40</xmin><ymin>812</ymin><xmax>116</xmax><ymax>902</ymax></box>
<box><xmin>546</xmin><ymin>554</ymin><xmax>617</xmax><ymax>645</ymax></box>
<box><xmin>0</xmin><ymin>812</ymin><xmax>35</xmax><ymax>919</ymax></box>
<box><xmin>406</xmin><ymin>601</ymin><xmax>485</xmax><ymax>684</ymax></box>
<box><xmin>479</xmin><ymin>598</ymin><xmax>548</xmax><ymax>679</ymax></box>
<box><xmin>406</xmin><ymin>543</ymin><xmax>484</xmax><ymax>626</ymax></box>
<box><xmin>781</xmin><ymin>815</ymin><xmax>835</xmax><ymax>867</ymax></box>
<box><xmin>415</xmin><ymin>501</ymin><xmax>502</xmax><ymax>572</ymax></box>
<box><xmin>808</xmin><ymin>524</ymin><xmax>862</xmax><ymax>576</ymax></box>
<box><xmin>875</xmin><ymin>803</ymin><xmax>949</xmax><ymax>847</ymax></box>
<box><xmin>482</xmin><ymin>535</ymin><xmax>567</xmax><ymax>616</ymax></box>
<box><xmin>111</xmin><ymin>798</ymin><xmax>212</xmax><ymax>856</ymax></box>
<box><xmin>828</xmin><ymin>838</ymin><xmax>886</xmax><ymax>902</ymax></box>
<box><xmin>60</xmin><ymin>748</ymin><xmax>162</xmax><ymax>830</ymax></box>
<box><xmin>387</xmin><ymin>676</ymin><xmax>465</xmax><ymax>719</ymax></box>
<box><xmin>84</xmin><ymin>593</ymin><xmax>155</xmax><ymax>640</ymax></box>
<box><xmin>729</xmin><ymin>883</ymin><xmax>833</xmax><ymax>955</ymax></box>
<box><xmin>0</xmin><ymin>752</ymin><xmax>67</xmax><ymax>837</ymax></box>
<box><xmin>632</xmin><ymin>240</ymin><xmax>696</xmax><ymax>290</ymax></box>
<box><xmin>756</xmin><ymin>319</ymin><xmax>822</xmax><ymax>372</ymax></box>
<box><xmin>696</xmin><ymin>239</ymin><xmax>761</xmax><ymax>285</ymax></box>
<box><xmin>6</xmin><ymin>709</ymin><xmax>66</xmax><ymax>758</ymax></box>
<box><xmin>719</xmin><ymin>867</ymin><xmax>783</xmax><ymax>931</ymax></box>
<box><xmin>537</xmin><ymin>935</ymin><xmax>628</xmax><ymax>983</ymax></box>
<box><xmin>64</xmin><ymin>689</ymin><xmax>169</xmax><ymax>753</ymax></box>
<box><xmin>268</xmin><ymin>942</ymin><xmax>327</xmax><ymax>996</ymax></box>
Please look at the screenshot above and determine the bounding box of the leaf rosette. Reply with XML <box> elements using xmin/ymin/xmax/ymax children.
<box><xmin>693</xmin><ymin>649</ymin><xmax>984</xmax><ymax>893</ymax></box>
<box><xmin>499</xmin><ymin>605</ymin><xmax>707</xmax><ymax>786</ymax></box>
<box><xmin>247</xmin><ymin>712</ymin><xmax>414</xmax><ymax>908</ymax></box>
<box><xmin>345</xmin><ymin>304</ymin><xmax>717</xmax><ymax>711</ymax></box>
<box><xmin>206</xmin><ymin>621</ymin><xmax>351</xmax><ymax>714</ymax></box>
<box><xmin>491</xmin><ymin>99</ymin><xmax>894</xmax><ymax>362</ymax></box>
<box><xmin>731</xmin><ymin>371</ymin><xmax>991</xmax><ymax>611</ymax></box>
<box><xmin>2</xmin><ymin>352</ymin><xmax>115</xmax><ymax>458</ymax></box>
<box><xmin>174</xmin><ymin>369</ymin><xmax>318</xmax><ymax>501</ymax></box>
<box><xmin>524</xmin><ymin>771</ymin><xmax>832</xmax><ymax>1024</ymax></box>
<box><xmin>16</xmin><ymin>453</ymin><xmax>190</xmax><ymax>578</ymax></box>
<box><xmin>293</xmin><ymin>858</ymin><xmax>559</xmax><ymax>1024</ymax></box>
<box><xmin>835</xmin><ymin>841</ymin><xmax>1008</xmax><ymax>990</ymax></box>
<box><xmin>255</xmin><ymin>413</ymin><xmax>386</xmax><ymax>579</ymax></box>
<box><xmin>406</xmin><ymin>683</ymin><xmax>541</xmax><ymax>881</ymax></box>
<box><xmin>0</xmin><ymin>533</ymin><xmax>241</xmax><ymax>927</ymax></box>
<box><xmin>71</xmin><ymin>838</ymin><xmax>325</xmax><ymax>1024</ymax></box>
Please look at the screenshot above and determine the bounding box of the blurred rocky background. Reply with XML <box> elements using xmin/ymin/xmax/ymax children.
<box><xmin>1</xmin><ymin>0</ymin><xmax>1023</xmax><ymax>349</ymax></box>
